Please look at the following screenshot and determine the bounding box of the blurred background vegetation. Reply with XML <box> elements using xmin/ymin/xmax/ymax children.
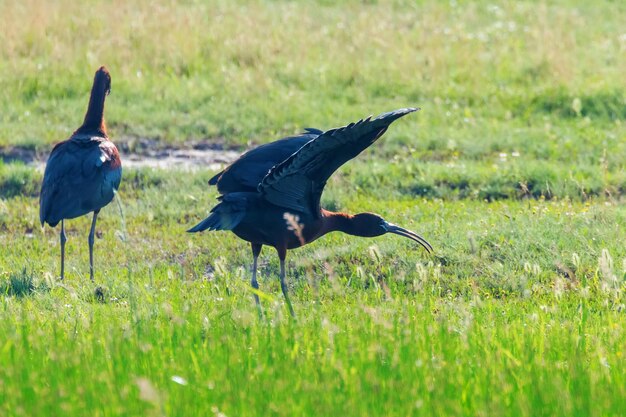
<box><xmin>0</xmin><ymin>2</ymin><xmax>625</xmax><ymax>415</ymax></box>
<box><xmin>0</xmin><ymin>0</ymin><xmax>624</xmax><ymax>201</ymax></box>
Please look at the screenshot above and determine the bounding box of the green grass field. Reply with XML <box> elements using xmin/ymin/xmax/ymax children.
<box><xmin>1</xmin><ymin>1</ymin><xmax>625</xmax><ymax>416</ymax></box>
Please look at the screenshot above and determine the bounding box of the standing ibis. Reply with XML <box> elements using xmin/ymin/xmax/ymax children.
<box><xmin>39</xmin><ymin>66</ymin><xmax>122</xmax><ymax>281</ymax></box>
<box><xmin>188</xmin><ymin>108</ymin><xmax>431</xmax><ymax>316</ymax></box>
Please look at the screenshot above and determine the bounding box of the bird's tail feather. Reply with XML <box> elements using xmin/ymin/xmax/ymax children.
<box><xmin>187</xmin><ymin>213</ymin><xmax>220</xmax><ymax>233</ymax></box>
<box><xmin>187</xmin><ymin>207</ymin><xmax>245</xmax><ymax>233</ymax></box>
<box><xmin>208</xmin><ymin>171</ymin><xmax>222</xmax><ymax>185</ymax></box>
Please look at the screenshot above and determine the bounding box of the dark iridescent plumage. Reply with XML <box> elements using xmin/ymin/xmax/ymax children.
<box><xmin>39</xmin><ymin>66</ymin><xmax>122</xmax><ymax>281</ymax></box>
<box><xmin>189</xmin><ymin>108</ymin><xmax>431</xmax><ymax>316</ymax></box>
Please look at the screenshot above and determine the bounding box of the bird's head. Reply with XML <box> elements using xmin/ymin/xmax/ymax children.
<box><xmin>95</xmin><ymin>66</ymin><xmax>112</xmax><ymax>95</ymax></box>
<box><xmin>352</xmin><ymin>212</ymin><xmax>433</xmax><ymax>253</ymax></box>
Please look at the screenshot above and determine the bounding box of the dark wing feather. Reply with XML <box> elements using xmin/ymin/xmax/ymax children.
<box><xmin>258</xmin><ymin>108</ymin><xmax>418</xmax><ymax>215</ymax></box>
<box><xmin>210</xmin><ymin>132</ymin><xmax>320</xmax><ymax>193</ymax></box>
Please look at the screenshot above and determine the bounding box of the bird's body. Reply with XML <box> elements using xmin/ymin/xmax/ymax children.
<box><xmin>40</xmin><ymin>135</ymin><xmax>121</xmax><ymax>226</ymax></box>
<box><xmin>39</xmin><ymin>66</ymin><xmax>121</xmax><ymax>281</ymax></box>
<box><xmin>189</xmin><ymin>108</ymin><xmax>431</xmax><ymax>316</ymax></box>
<box><xmin>230</xmin><ymin>195</ymin><xmax>323</xmax><ymax>249</ymax></box>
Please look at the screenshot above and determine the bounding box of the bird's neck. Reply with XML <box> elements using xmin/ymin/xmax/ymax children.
<box><xmin>321</xmin><ymin>210</ymin><xmax>357</xmax><ymax>236</ymax></box>
<box><xmin>76</xmin><ymin>80</ymin><xmax>108</xmax><ymax>137</ymax></box>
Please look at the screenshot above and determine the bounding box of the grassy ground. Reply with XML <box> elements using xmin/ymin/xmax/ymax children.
<box><xmin>1</xmin><ymin>0</ymin><xmax>625</xmax><ymax>416</ymax></box>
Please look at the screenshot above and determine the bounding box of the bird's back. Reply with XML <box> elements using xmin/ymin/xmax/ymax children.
<box><xmin>209</xmin><ymin>130</ymin><xmax>321</xmax><ymax>194</ymax></box>
<box><xmin>39</xmin><ymin>134</ymin><xmax>122</xmax><ymax>227</ymax></box>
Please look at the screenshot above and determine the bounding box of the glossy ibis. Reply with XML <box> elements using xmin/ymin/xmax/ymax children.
<box><xmin>189</xmin><ymin>108</ymin><xmax>431</xmax><ymax>316</ymax></box>
<box><xmin>39</xmin><ymin>66</ymin><xmax>122</xmax><ymax>281</ymax></box>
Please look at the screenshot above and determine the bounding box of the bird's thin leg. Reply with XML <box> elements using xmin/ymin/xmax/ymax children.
<box><xmin>251</xmin><ymin>243</ymin><xmax>263</xmax><ymax>317</ymax></box>
<box><xmin>88</xmin><ymin>209</ymin><xmax>100</xmax><ymax>282</ymax></box>
<box><xmin>277</xmin><ymin>247</ymin><xmax>296</xmax><ymax>318</ymax></box>
<box><xmin>60</xmin><ymin>220</ymin><xmax>67</xmax><ymax>280</ymax></box>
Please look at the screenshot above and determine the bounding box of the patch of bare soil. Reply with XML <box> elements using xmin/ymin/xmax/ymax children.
<box><xmin>0</xmin><ymin>146</ymin><xmax>43</xmax><ymax>164</ymax></box>
<box><xmin>0</xmin><ymin>137</ymin><xmax>241</xmax><ymax>171</ymax></box>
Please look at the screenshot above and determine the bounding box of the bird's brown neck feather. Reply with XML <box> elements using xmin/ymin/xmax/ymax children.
<box><xmin>320</xmin><ymin>209</ymin><xmax>356</xmax><ymax>236</ymax></box>
<box><xmin>76</xmin><ymin>77</ymin><xmax>108</xmax><ymax>137</ymax></box>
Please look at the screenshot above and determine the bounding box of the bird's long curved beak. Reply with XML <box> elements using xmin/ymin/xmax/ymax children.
<box><xmin>383</xmin><ymin>222</ymin><xmax>433</xmax><ymax>253</ymax></box>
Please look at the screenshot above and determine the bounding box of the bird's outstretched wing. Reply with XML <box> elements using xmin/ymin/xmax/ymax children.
<box><xmin>257</xmin><ymin>108</ymin><xmax>418</xmax><ymax>215</ymax></box>
<box><xmin>209</xmin><ymin>129</ymin><xmax>322</xmax><ymax>194</ymax></box>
